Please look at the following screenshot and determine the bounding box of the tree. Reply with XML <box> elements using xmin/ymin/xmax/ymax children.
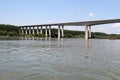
<box><xmin>0</xmin><ymin>24</ymin><xmax>19</xmax><ymax>36</ymax></box>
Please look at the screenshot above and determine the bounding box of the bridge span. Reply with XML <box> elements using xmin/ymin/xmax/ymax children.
<box><xmin>19</xmin><ymin>18</ymin><xmax>120</xmax><ymax>40</ymax></box>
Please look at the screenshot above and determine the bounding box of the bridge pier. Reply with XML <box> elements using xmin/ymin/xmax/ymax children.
<box><xmin>29</xmin><ymin>27</ymin><xmax>31</xmax><ymax>35</ymax></box>
<box><xmin>49</xmin><ymin>26</ymin><xmax>51</xmax><ymax>37</ymax></box>
<box><xmin>45</xmin><ymin>26</ymin><xmax>48</xmax><ymax>37</ymax></box>
<box><xmin>61</xmin><ymin>25</ymin><xmax>64</xmax><ymax>38</ymax></box>
<box><xmin>37</xmin><ymin>26</ymin><xmax>39</xmax><ymax>35</ymax></box>
<box><xmin>21</xmin><ymin>27</ymin><xmax>24</xmax><ymax>35</ymax></box>
<box><xmin>25</xmin><ymin>27</ymin><xmax>28</xmax><ymax>35</ymax></box>
<box><xmin>32</xmin><ymin>27</ymin><xmax>35</xmax><ymax>35</ymax></box>
<box><xmin>58</xmin><ymin>25</ymin><xmax>61</xmax><ymax>39</ymax></box>
<box><xmin>85</xmin><ymin>25</ymin><xmax>91</xmax><ymax>40</ymax></box>
<box><xmin>40</xmin><ymin>26</ymin><xmax>43</xmax><ymax>35</ymax></box>
<box><xmin>88</xmin><ymin>25</ymin><xmax>91</xmax><ymax>39</ymax></box>
<box><xmin>85</xmin><ymin>25</ymin><xmax>89</xmax><ymax>40</ymax></box>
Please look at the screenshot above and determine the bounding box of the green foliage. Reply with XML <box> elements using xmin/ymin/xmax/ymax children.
<box><xmin>64</xmin><ymin>30</ymin><xmax>84</xmax><ymax>38</ymax></box>
<box><xmin>91</xmin><ymin>32</ymin><xmax>109</xmax><ymax>39</ymax></box>
<box><xmin>0</xmin><ymin>30</ymin><xmax>7</xmax><ymax>35</ymax></box>
<box><xmin>51</xmin><ymin>29</ymin><xmax>58</xmax><ymax>38</ymax></box>
<box><xmin>8</xmin><ymin>31</ymin><xmax>19</xmax><ymax>36</ymax></box>
<box><xmin>92</xmin><ymin>32</ymin><xmax>108</xmax><ymax>36</ymax></box>
<box><xmin>0</xmin><ymin>24</ymin><xmax>19</xmax><ymax>36</ymax></box>
<box><xmin>116</xmin><ymin>34</ymin><xmax>120</xmax><ymax>39</ymax></box>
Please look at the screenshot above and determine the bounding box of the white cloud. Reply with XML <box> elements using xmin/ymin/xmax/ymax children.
<box><xmin>89</xmin><ymin>13</ymin><xmax>94</xmax><ymax>17</ymax></box>
<box><xmin>112</xmin><ymin>23</ymin><xmax>120</xmax><ymax>27</ymax></box>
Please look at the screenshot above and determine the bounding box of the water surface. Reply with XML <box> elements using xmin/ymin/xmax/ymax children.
<box><xmin>0</xmin><ymin>38</ymin><xmax>120</xmax><ymax>80</ymax></box>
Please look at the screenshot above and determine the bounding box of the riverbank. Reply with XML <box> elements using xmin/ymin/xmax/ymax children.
<box><xmin>0</xmin><ymin>36</ymin><xmax>21</xmax><ymax>40</ymax></box>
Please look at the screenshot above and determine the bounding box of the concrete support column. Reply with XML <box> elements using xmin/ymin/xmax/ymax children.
<box><xmin>58</xmin><ymin>25</ymin><xmax>61</xmax><ymax>39</ymax></box>
<box><xmin>88</xmin><ymin>25</ymin><xmax>91</xmax><ymax>39</ymax></box>
<box><xmin>29</xmin><ymin>27</ymin><xmax>31</xmax><ymax>35</ymax></box>
<box><xmin>37</xmin><ymin>26</ymin><xmax>39</xmax><ymax>34</ymax></box>
<box><xmin>32</xmin><ymin>27</ymin><xmax>35</xmax><ymax>35</ymax></box>
<box><xmin>45</xmin><ymin>26</ymin><xmax>48</xmax><ymax>37</ymax></box>
<box><xmin>40</xmin><ymin>26</ymin><xmax>43</xmax><ymax>34</ymax></box>
<box><xmin>21</xmin><ymin>27</ymin><xmax>24</xmax><ymax>34</ymax></box>
<box><xmin>61</xmin><ymin>25</ymin><xmax>64</xmax><ymax>38</ymax></box>
<box><xmin>49</xmin><ymin>26</ymin><xmax>51</xmax><ymax>37</ymax></box>
<box><xmin>85</xmin><ymin>25</ymin><xmax>89</xmax><ymax>40</ymax></box>
<box><xmin>25</xmin><ymin>27</ymin><xmax>28</xmax><ymax>35</ymax></box>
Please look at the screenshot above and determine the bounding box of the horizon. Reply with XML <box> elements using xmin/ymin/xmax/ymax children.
<box><xmin>0</xmin><ymin>0</ymin><xmax>120</xmax><ymax>34</ymax></box>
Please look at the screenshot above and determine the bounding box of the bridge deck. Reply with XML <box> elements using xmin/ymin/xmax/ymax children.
<box><xmin>19</xmin><ymin>18</ymin><xmax>120</xmax><ymax>27</ymax></box>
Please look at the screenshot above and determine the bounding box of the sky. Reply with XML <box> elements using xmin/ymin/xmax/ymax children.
<box><xmin>0</xmin><ymin>0</ymin><xmax>120</xmax><ymax>34</ymax></box>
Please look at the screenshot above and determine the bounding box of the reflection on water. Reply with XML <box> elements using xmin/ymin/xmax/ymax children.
<box><xmin>0</xmin><ymin>38</ymin><xmax>120</xmax><ymax>80</ymax></box>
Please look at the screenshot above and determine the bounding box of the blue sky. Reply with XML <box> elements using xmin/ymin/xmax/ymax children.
<box><xmin>0</xmin><ymin>0</ymin><xmax>120</xmax><ymax>34</ymax></box>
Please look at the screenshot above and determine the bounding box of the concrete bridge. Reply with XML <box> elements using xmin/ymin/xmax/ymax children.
<box><xmin>19</xmin><ymin>18</ymin><xmax>120</xmax><ymax>40</ymax></box>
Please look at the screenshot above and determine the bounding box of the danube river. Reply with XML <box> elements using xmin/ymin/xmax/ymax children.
<box><xmin>0</xmin><ymin>38</ymin><xmax>120</xmax><ymax>80</ymax></box>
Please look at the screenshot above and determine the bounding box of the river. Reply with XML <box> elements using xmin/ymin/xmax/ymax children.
<box><xmin>0</xmin><ymin>38</ymin><xmax>120</xmax><ymax>80</ymax></box>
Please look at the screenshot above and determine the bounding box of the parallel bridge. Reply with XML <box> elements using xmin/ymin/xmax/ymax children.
<box><xmin>19</xmin><ymin>18</ymin><xmax>120</xmax><ymax>40</ymax></box>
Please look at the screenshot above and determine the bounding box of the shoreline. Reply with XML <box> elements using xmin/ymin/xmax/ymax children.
<box><xmin>0</xmin><ymin>36</ymin><xmax>119</xmax><ymax>40</ymax></box>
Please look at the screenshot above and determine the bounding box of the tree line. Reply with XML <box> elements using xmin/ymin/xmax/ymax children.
<box><xmin>0</xmin><ymin>24</ymin><xmax>19</xmax><ymax>36</ymax></box>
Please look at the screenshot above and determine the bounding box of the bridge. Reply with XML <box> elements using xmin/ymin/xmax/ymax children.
<box><xmin>19</xmin><ymin>18</ymin><xmax>120</xmax><ymax>40</ymax></box>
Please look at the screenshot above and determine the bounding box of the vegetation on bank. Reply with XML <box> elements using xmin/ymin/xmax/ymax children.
<box><xmin>0</xmin><ymin>24</ymin><xmax>19</xmax><ymax>36</ymax></box>
<box><xmin>0</xmin><ymin>24</ymin><xmax>120</xmax><ymax>39</ymax></box>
